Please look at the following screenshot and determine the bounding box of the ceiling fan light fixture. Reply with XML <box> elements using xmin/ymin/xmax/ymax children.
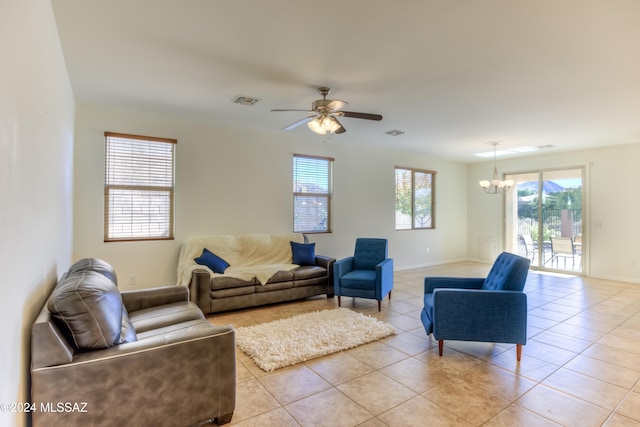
<box><xmin>307</xmin><ymin>116</ymin><xmax>340</xmax><ymax>135</ymax></box>
<box><xmin>273</xmin><ymin>87</ymin><xmax>382</xmax><ymax>135</ymax></box>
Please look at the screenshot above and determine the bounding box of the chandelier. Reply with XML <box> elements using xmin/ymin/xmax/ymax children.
<box><xmin>479</xmin><ymin>142</ymin><xmax>514</xmax><ymax>194</ymax></box>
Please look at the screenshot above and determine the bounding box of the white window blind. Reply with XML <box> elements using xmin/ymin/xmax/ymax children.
<box><xmin>104</xmin><ymin>132</ymin><xmax>176</xmax><ymax>241</ymax></box>
<box><xmin>293</xmin><ymin>154</ymin><xmax>333</xmax><ymax>233</ymax></box>
<box><xmin>395</xmin><ymin>167</ymin><xmax>435</xmax><ymax>230</ymax></box>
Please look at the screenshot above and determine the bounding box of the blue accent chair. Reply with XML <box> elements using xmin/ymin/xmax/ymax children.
<box><xmin>421</xmin><ymin>252</ymin><xmax>530</xmax><ymax>361</ymax></box>
<box><xmin>334</xmin><ymin>238</ymin><xmax>394</xmax><ymax>311</ymax></box>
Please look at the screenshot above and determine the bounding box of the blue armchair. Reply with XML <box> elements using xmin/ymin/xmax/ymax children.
<box><xmin>334</xmin><ymin>238</ymin><xmax>394</xmax><ymax>312</ymax></box>
<box><xmin>420</xmin><ymin>252</ymin><xmax>530</xmax><ymax>361</ymax></box>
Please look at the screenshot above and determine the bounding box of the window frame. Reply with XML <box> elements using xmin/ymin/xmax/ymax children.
<box><xmin>292</xmin><ymin>154</ymin><xmax>334</xmax><ymax>234</ymax></box>
<box><xmin>395</xmin><ymin>166</ymin><xmax>436</xmax><ymax>230</ymax></box>
<box><xmin>104</xmin><ymin>132</ymin><xmax>176</xmax><ymax>242</ymax></box>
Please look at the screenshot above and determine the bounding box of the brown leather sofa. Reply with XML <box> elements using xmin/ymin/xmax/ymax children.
<box><xmin>31</xmin><ymin>258</ymin><xmax>236</xmax><ymax>427</ymax></box>
<box><xmin>178</xmin><ymin>234</ymin><xmax>335</xmax><ymax>314</ymax></box>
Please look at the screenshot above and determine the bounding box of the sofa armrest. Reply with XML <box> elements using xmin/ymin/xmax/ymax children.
<box><xmin>315</xmin><ymin>255</ymin><xmax>335</xmax><ymax>269</ymax></box>
<box><xmin>424</xmin><ymin>277</ymin><xmax>485</xmax><ymax>294</ymax></box>
<box><xmin>189</xmin><ymin>268</ymin><xmax>213</xmax><ymax>314</ymax></box>
<box><xmin>121</xmin><ymin>285</ymin><xmax>189</xmax><ymax>312</ymax></box>
<box><xmin>334</xmin><ymin>257</ymin><xmax>354</xmax><ymax>277</ymax></box>
<box><xmin>316</xmin><ymin>255</ymin><xmax>336</xmax><ymax>290</ymax></box>
<box><xmin>375</xmin><ymin>258</ymin><xmax>394</xmax><ymax>299</ymax></box>
<box><xmin>32</xmin><ymin>322</ymin><xmax>236</xmax><ymax>426</ymax></box>
<box><xmin>432</xmin><ymin>289</ymin><xmax>527</xmax><ymax>344</ymax></box>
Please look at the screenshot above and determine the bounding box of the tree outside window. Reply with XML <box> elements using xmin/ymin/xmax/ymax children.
<box><xmin>395</xmin><ymin>167</ymin><xmax>435</xmax><ymax>230</ymax></box>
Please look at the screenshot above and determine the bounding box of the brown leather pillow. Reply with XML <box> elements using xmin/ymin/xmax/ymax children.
<box><xmin>67</xmin><ymin>257</ymin><xmax>118</xmax><ymax>285</ymax></box>
<box><xmin>48</xmin><ymin>270</ymin><xmax>125</xmax><ymax>350</ymax></box>
<box><xmin>63</xmin><ymin>258</ymin><xmax>137</xmax><ymax>344</ymax></box>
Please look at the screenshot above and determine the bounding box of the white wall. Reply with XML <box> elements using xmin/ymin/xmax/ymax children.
<box><xmin>0</xmin><ymin>1</ymin><xmax>75</xmax><ymax>425</ymax></box>
<box><xmin>467</xmin><ymin>143</ymin><xmax>640</xmax><ymax>283</ymax></box>
<box><xmin>73</xmin><ymin>104</ymin><xmax>469</xmax><ymax>289</ymax></box>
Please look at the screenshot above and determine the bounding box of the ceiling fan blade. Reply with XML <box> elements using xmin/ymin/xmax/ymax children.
<box><xmin>282</xmin><ymin>115</ymin><xmax>316</xmax><ymax>131</ymax></box>
<box><xmin>331</xmin><ymin>117</ymin><xmax>346</xmax><ymax>134</ymax></box>
<box><xmin>271</xmin><ymin>109</ymin><xmax>313</xmax><ymax>113</ymax></box>
<box><xmin>337</xmin><ymin>111</ymin><xmax>383</xmax><ymax>121</ymax></box>
<box><xmin>326</xmin><ymin>100</ymin><xmax>347</xmax><ymax>111</ymax></box>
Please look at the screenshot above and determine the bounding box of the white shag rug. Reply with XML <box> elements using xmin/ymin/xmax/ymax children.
<box><xmin>236</xmin><ymin>308</ymin><xmax>395</xmax><ymax>372</ymax></box>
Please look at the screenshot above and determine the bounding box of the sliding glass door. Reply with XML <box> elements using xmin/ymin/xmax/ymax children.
<box><xmin>504</xmin><ymin>168</ymin><xmax>584</xmax><ymax>273</ymax></box>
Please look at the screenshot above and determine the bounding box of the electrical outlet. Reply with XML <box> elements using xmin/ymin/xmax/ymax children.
<box><xmin>129</xmin><ymin>275</ymin><xmax>136</xmax><ymax>286</ymax></box>
<box><xmin>426</xmin><ymin>247</ymin><xmax>430</xmax><ymax>254</ymax></box>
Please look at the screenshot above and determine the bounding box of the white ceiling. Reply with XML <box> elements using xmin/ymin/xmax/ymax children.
<box><xmin>51</xmin><ymin>0</ymin><xmax>640</xmax><ymax>163</ymax></box>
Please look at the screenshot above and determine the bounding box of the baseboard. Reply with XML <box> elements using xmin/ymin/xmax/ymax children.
<box><xmin>395</xmin><ymin>257</ymin><xmax>475</xmax><ymax>271</ymax></box>
<box><xmin>586</xmin><ymin>273</ymin><xmax>640</xmax><ymax>284</ymax></box>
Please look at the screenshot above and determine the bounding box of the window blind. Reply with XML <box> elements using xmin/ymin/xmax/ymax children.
<box><xmin>104</xmin><ymin>132</ymin><xmax>176</xmax><ymax>241</ymax></box>
<box><xmin>293</xmin><ymin>154</ymin><xmax>334</xmax><ymax>233</ymax></box>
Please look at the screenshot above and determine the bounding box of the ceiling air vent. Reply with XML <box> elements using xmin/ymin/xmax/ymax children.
<box><xmin>385</xmin><ymin>129</ymin><xmax>406</xmax><ymax>136</ymax></box>
<box><xmin>231</xmin><ymin>95</ymin><xmax>260</xmax><ymax>106</ymax></box>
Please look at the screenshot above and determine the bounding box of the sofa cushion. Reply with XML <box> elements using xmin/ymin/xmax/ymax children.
<box><xmin>134</xmin><ymin>319</ymin><xmax>214</xmax><ymax>341</ymax></box>
<box><xmin>48</xmin><ymin>271</ymin><xmax>126</xmax><ymax>350</ymax></box>
<box><xmin>291</xmin><ymin>242</ymin><xmax>316</xmax><ymax>266</ymax></box>
<box><xmin>211</xmin><ymin>275</ymin><xmax>256</xmax><ymax>290</ymax></box>
<box><xmin>292</xmin><ymin>265</ymin><xmax>327</xmax><ymax>280</ymax></box>
<box><xmin>128</xmin><ymin>301</ymin><xmax>205</xmax><ymax>334</ymax></box>
<box><xmin>266</xmin><ymin>269</ymin><xmax>295</xmax><ymax>283</ymax></box>
<box><xmin>194</xmin><ymin>248</ymin><xmax>230</xmax><ymax>274</ymax></box>
<box><xmin>340</xmin><ymin>270</ymin><xmax>377</xmax><ymax>290</ymax></box>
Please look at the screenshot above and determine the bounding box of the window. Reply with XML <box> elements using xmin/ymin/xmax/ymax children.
<box><xmin>395</xmin><ymin>167</ymin><xmax>435</xmax><ymax>230</ymax></box>
<box><xmin>293</xmin><ymin>154</ymin><xmax>333</xmax><ymax>233</ymax></box>
<box><xmin>104</xmin><ymin>132</ymin><xmax>176</xmax><ymax>241</ymax></box>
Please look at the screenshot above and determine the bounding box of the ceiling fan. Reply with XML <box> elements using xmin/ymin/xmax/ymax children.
<box><xmin>271</xmin><ymin>87</ymin><xmax>383</xmax><ymax>135</ymax></box>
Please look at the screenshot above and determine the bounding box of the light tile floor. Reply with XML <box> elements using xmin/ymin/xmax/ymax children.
<box><xmin>208</xmin><ymin>261</ymin><xmax>640</xmax><ymax>427</ymax></box>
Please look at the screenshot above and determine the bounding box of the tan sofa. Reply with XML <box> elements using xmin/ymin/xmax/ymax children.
<box><xmin>178</xmin><ymin>233</ymin><xmax>335</xmax><ymax>314</ymax></box>
<box><xmin>31</xmin><ymin>258</ymin><xmax>236</xmax><ymax>426</ymax></box>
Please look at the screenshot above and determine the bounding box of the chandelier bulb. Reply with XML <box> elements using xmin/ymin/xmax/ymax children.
<box><xmin>478</xmin><ymin>143</ymin><xmax>513</xmax><ymax>194</ymax></box>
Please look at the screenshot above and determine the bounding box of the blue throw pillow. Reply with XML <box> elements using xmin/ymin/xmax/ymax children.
<box><xmin>291</xmin><ymin>241</ymin><xmax>316</xmax><ymax>266</ymax></box>
<box><xmin>194</xmin><ymin>248</ymin><xmax>229</xmax><ymax>274</ymax></box>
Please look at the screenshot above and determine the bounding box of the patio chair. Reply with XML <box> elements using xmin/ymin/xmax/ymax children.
<box><xmin>550</xmin><ymin>237</ymin><xmax>575</xmax><ymax>269</ymax></box>
<box><xmin>520</xmin><ymin>234</ymin><xmax>538</xmax><ymax>262</ymax></box>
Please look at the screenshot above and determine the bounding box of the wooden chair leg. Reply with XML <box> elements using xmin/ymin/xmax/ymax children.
<box><xmin>337</xmin><ymin>296</ymin><xmax>341</xmax><ymax>307</ymax></box>
<box><xmin>516</xmin><ymin>343</ymin><xmax>523</xmax><ymax>361</ymax></box>
<box><xmin>438</xmin><ymin>340</ymin><xmax>444</xmax><ymax>356</ymax></box>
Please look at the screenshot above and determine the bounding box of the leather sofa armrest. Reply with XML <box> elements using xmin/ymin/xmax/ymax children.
<box><xmin>314</xmin><ymin>255</ymin><xmax>335</xmax><ymax>269</ymax></box>
<box><xmin>121</xmin><ymin>285</ymin><xmax>189</xmax><ymax>312</ymax></box>
<box><xmin>315</xmin><ymin>255</ymin><xmax>336</xmax><ymax>295</ymax></box>
<box><xmin>190</xmin><ymin>268</ymin><xmax>213</xmax><ymax>314</ymax></box>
